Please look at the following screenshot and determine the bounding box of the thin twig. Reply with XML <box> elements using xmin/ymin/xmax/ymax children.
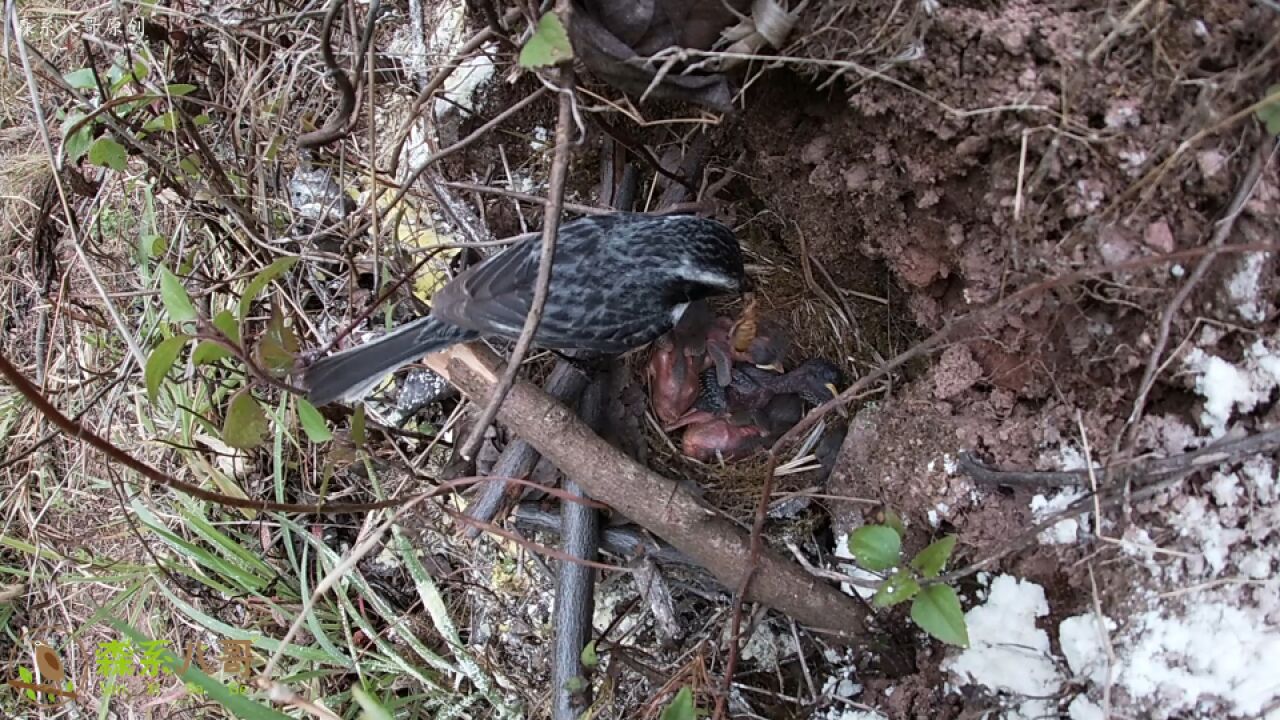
<box><xmin>457</xmin><ymin>71</ymin><xmax>574</xmax><ymax>460</ymax></box>
<box><xmin>442</xmin><ymin>180</ymin><xmax>611</xmax><ymax>215</ymax></box>
<box><xmin>960</xmin><ymin>427</ymin><xmax>1280</xmax><ymax>489</ymax></box>
<box><xmin>297</xmin><ymin>0</ymin><xmax>358</xmax><ymax>149</ymax></box>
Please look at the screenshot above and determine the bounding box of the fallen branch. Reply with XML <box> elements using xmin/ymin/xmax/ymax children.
<box><xmin>421</xmin><ymin>342</ymin><xmax>878</xmax><ymax>637</ymax></box>
<box><xmin>960</xmin><ymin>427</ymin><xmax>1280</xmax><ymax>489</ymax></box>
<box><xmin>461</xmin><ymin>358</ymin><xmax>591</xmax><ymax>538</ymax></box>
<box><xmin>553</xmin><ymin>371</ymin><xmax>605</xmax><ymax>720</ymax></box>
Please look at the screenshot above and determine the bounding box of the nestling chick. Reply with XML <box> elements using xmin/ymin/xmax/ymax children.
<box><xmin>680</xmin><ymin>394</ymin><xmax>804</xmax><ymax>462</ymax></box>
<box><xmin>646</xmin><ymin>306</ymin><xmax>789</xmax><ymax>425</ymax></box>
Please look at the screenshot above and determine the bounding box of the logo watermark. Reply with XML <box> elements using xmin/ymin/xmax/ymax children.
<box><xmin>5</xmin><ymin>626</ymin><xmax>258</xmax><ymax>708</ymax></box>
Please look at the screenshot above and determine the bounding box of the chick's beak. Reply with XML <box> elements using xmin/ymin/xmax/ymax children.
<box><xmin>825</xmin><ymin>383</ymin><xmax>850</xmax><ymax>418</ymax></box>
<box><xmin>756</xmin><ymin>361</ymin><xmax>785</xmax><ymax>374</ymax></box>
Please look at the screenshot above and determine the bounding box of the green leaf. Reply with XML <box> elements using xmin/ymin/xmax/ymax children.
<box><xmin>660</xmin><ymin>687</ymin><xmax>697</xmax><ymax>720</ymax></box>
<box><xmin>192</xmin><ymin>341</ymin><xmax>231</xmax><ymax>366</ymax></box>
<box><xmin>238</xmin><ymin>257</ymin><xmax>298</xmax><ymax>320</ymax></box>
<box><xmin>140</xmin><ymin>234</ymin><xmax>166</xmax><ymax>259</ymax></box>
<box><xmin>580</xmin><ymin>640</ymin><xmax>598</xmax><ymax>670</ymax></box>
<box><xmin>143</xmin><ymin>110</ymin><xmax>178</xmax><ymax>132</ymax></box>
<box><xmin>18</xmin><ymin>665</ymin><xmax>35</xmax><ymax>700</ymax></box>
<box><xmin>351</xmin><ymin>685</ymin><xmax>394</xmax><ymax>720</ymax></box>
<box><xmin>64</xmin><ymin>68</ymin><xmax>98</xmax><ymax>89</ymax></box>
<box><xmin>145</xmin><ymin>335</ymin><xmax>190</xmax><ymax>402</ymax></box>
<box><xmin>911</xmin><ymin>584</ymin><xmax>969</xmax><ymax>647</ymax></box>
<box><xmin>109</xmin><ymin>59</ymin><xmax>149</xmax><ymax>95</ymax></box>
<box><xmin>848</xmin><ymin>525</ymin><xmax>901</xmax><ymax>572</ymax></box>
<box><xmin>213</xmin><ymin>307</ymin><xmax>242</xmax><ymax>344</ymax></box>
<box><xmin>62</xmin><ymin>110</ymin><xmax>94</xmax><ymax>162</ymax></box>
<box><xmin>166</xmin><ymin>83</ymin><xmax>198</xmax><ymax>96</ymax></box>
<box><xmin>350</xmin><ymin>405</ymin><xmax>367</xmax><ymax>445</ymax></box>
<box><xmin>159</xmin><ymin>265</ymin><xmax>198</xmax><ymax>323</ymax></box>
<box><xmin>563</xmin><ymin>676</ymin><xmax>588</xmax><ymax>693</ymax></box>
<box><xmin>519</xmin><ymin>12</ymin><xmax>573</xmax><ymax>68</ymax></box>
<box><xmin>256</xmin><ymin>306</ymin><xmax>298</xmax><ymax>375</ymax></box>
<box><xmin>193</xmin><ymin>310</ymin><xmax>240</xmax><ymax>365</ymax></box>
<box><xmin>882</xmin><ymin>507</ymin><xmax>906</xmax><ymax>538</ymax></box>
<box><xmin>222</xmin><ymin>389</ymin><xmax>270</xmax><ymax>450</ymax></box>
<box><xmin>911</xmin><ymin>535</ymin><xmax>957</xmax><ymax>578</ymax></box>
<box><xmin>872</xmin><ymin>570</ymin><xmax>921</xmax><ymax>608</ymax></box>
<box><xmin>1257</xmin><ymin>84</ymin><xmax>1280</xmax><ymax>137</ymax></box>
<box><xmin>296</xmin><ymin>397</ymin><xmax>332</xmax><ymax>443</ymax></box>
<box><xmin>87</xmin><ymin>137</ymin><xmax>127</xmax><ymax>171</ymax></box>
<box><xmin>65</xmin><ymin>126</ymin><xmax>94</xmax><ymax>163</ymax></box>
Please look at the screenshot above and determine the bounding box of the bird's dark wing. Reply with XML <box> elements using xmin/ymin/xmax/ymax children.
<box><xmin>432</xmin><ymin>238</ymin><xmax>543</xmax><ymax>338</ymax></box>
<box><xmin>430</xmin><ymin>213</ymin><xmax>734</xmax><ymax>353</ymax></box>
<box><xmin>432</xmin><ymin>226</ymin><xmax>661</xmax><ymax>351</ymax></box>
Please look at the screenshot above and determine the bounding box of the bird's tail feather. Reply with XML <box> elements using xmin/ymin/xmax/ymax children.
<box><xmin>303</xmin><ymin>316</ymin><xmax>478</xmax><ymax>406</ymax></box>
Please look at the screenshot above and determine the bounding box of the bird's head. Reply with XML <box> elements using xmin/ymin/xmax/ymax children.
<box><xmin>649</xmin><ymin>215</ymin><xmax>747</xmax><ymax>304</ymax></box>
<box><xmin>788</xmin><ymin>358</ymin><xmax>847</xmax><ymax>409</ymax></box>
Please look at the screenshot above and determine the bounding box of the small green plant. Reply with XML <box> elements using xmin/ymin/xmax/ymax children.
<box><xmin>143</xmin><ymin>256</ymin><xmax>326</xmax><ymax>453</ymax></box>
<box><xmin>59</xmin><ymin>50</ymin><xmax>208</xmax><ymax>172</ymax></box>
<box><xmin>659</xmin><ymin>687</ymin><xmax>699</xmax><ymax>720</ymax></box>
<box><xmin>847</xmin><ymin>516</ymin><xmax>969</xmax><ymax>647</ymax></box>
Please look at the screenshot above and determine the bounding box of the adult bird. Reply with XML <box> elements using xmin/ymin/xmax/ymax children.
<box><xmin>303</xmin><ymin>213</ymin><xmax>746</xmax><ymax>406</ymax></box>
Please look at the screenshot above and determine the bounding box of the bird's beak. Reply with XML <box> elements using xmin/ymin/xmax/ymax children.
<box><xmin>826</xmin><ymin>383</ymin><xmax>849</xmax><ymax>417</ymax></box>
<box><xmin>756</xmin><ymin>362</ymin><xmax>785</xmax><ymax>374</ymax></box>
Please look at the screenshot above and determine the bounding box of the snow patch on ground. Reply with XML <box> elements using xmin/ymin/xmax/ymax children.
<box><xmin>944</xmin><ymin>575</ymin><xmax>1062</xmax><ymax>719</ymax></box>
<box><xmin>1118</xmin><ymin>593</ymin><xmax>1280</xmax><ymax>717</ymax></box>
<box><xmin>1226</xmin><ymin>252</ymin><xmax>1273</xmax><ymax>323</ymax></box>
<box><xmin>1025</xmin><ymin>444</ymin><xmax>1095</xmax><ymax>545</ymax></box>
<box><xmin>1182</xmin><ymin>335</ymin><xmax>1280</xmax><ymax>437</ymax></box>
<box><xmin>1059</xmin><ymin>613</ymin><xmax>1115</xmax><ymax>685</ymax></box>
<box><xmin>1030</xmin><ymin>489</ymin><xmax>1088</xmax><ymax>544</ymax></box>
<box><xmin>1058</xmin><ymin>444</ymin><xmax>1280</xmax><ymax>718</ymax></box>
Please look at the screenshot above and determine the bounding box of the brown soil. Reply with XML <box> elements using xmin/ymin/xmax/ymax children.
<box><xmin>717</xmin><ymin>0</ymin><xmax>1280</xmax><ymax>717</ymax></box>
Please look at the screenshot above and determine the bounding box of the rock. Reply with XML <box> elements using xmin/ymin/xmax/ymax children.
<box><xmin>1196</xmin><ymin>150</ymin><xmax>1226</xmax><ymax>179</ymax></box>
<box><xmin>933</xmin><ymin>345</ymin><xmax>984</xmax><ymax>399</ymax></box>
<box><xmin>801</xmin><ymin>135</ymin><xmax>831</xmax><ymax>165</ymax></box>
<box><xmin>1143</xmin><ymin>220</ymin><xmax>1175</xmax><ymax>254</ymax></box>
<box><xmin>843</xmin><ymin>164</ymin><xmax>870</xmax><ymax>191</ymax></box>
<box><xmin>897</xmin><ymin>246</ymin><xmax>944</xmax><ymax>288</ymax></box>
<box><xmin>1098</xmin><ymin>226</ymin><xmax>1136</xmax><ymax>265</ymax></box>
<box><xmin>1104</xmin><ymin>99</ymin><xmax>1141</xmax><ymax>129</ymax></box>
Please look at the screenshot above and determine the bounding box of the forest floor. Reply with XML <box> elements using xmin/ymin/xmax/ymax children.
<box><xmin>0</xmin><ymin>1</ymin><xmax>1278</xmax><ymax>719</ymax></box>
